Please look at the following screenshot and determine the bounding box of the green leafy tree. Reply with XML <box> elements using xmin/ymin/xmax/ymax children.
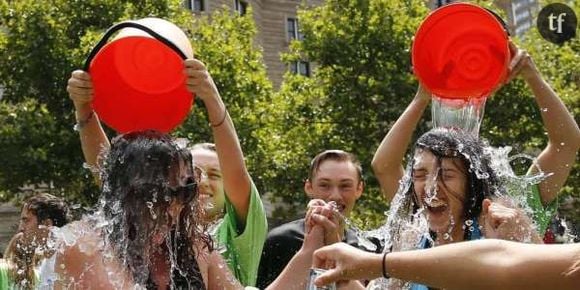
<box><xmin>271</xmin><ymin>0</ymin><xmax>578</xmax><ymax>228</ymax></box>
<box><xmin>0</xmin><ymin>1</ymin><xmax>273</xmax><ymax>208</ymax></box>
<box><xmin>267</xmin><ymin>0</ymin><xmax>429</xmax><ymax>227</ymax></box>
<box><xmin>174</xmin><ymin>7</ymin><xmax>274</xmax><ymax>193</ymax></box>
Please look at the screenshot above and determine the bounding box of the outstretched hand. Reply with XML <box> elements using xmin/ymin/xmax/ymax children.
<box><xmin>312</xmin><ymin>243</ymin><xmax>381</xmax><ymax>287</ymax></box>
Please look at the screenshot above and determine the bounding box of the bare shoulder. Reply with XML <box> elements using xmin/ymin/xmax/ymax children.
<box><xmin>52</xmin><ymin>221</ymin><xmax>133</xmax><ymax>289</ymax></box>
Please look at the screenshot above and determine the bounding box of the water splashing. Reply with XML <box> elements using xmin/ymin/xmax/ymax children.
<box><xmin>328</xmin><ymin>201</ymin><xmax>379</xmax><ymax>252</ymax></box>
<box><xmin>431</xmin><ymin>96</ymin><xmax>486</xmax><ymax>137</ymax></box>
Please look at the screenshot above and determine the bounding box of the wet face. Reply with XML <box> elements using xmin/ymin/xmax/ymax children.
<box><xmin>305</xmin><ymin>160</ymin><xmax>363</xmax><ymax>216</ymax></box>
<box><xmin>190</xmin><ymin>148</ymin><xmax>225</xmax><ymax>221</ymax></box>
<box><xmin>412</xmin><ymin>149</ymin><xmax>468</xmax><ymax>236</ymax></box>
<box><xmin>18</xmin><ymin>207</ymin><xmax>39</xmax><ymax>233</ymax></box>
<box><xmin>151</xmin><ymin>158</ymin><xmax>197</xmax><ymax>246</ymax></box>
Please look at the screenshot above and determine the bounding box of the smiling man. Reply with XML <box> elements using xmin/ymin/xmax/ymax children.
<box><xmin>17</xmin><ymin>193</ymin><xmax>70</xmax><ymax>234</ymax></box>
<box><xmin>256</xmin><ymin>150</ymin><xmax>382</xmax><ymax>289</ymax></box>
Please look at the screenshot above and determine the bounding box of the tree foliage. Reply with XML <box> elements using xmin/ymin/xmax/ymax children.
<box><xmin>174</xmin><ymin>7</ymin><xmax>275</xmax><ymax>194</ymax></box>
<box><xmin>270</xmin><ymin>0</ymin><xmax>578</xmax><ymax>227</ymax></box>
<box><xmin>0</xmin><ymin>0</ymin><xmax>577</xmax><ymax>227</ymax></box>
<box><xmin>266</xmin><ymin>0</ymin><xmax>429</xmax><ymax>227</ymax></box>
<box><xmin>0</xmin><ymin>0</ymin><xmax>271</xmax><ymax>206</ymax></box>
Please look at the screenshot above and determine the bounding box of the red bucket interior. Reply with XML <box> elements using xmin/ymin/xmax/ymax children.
<box><xmin>412</xmin><ymin>3</ymin><xmax>510</xmax><ymax>100</ymax></box>
<box><xmin>89</xmin><ymin>36</ymin><xmax>192</xmax><ymax>133</ymax></box>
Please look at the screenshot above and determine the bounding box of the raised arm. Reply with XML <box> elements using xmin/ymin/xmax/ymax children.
<box><xmin>508</xmin><ymin>43</ymin><xmax>580</xmax><ymax>206</ymax></box>
<box><xmin>313</xmin><ymin>240</ymin><xmax>580</xmax><ymax>290</ymax></box>
<box><xmin>371</xmin><ymin>85</ymin><xmax>431</xmax><ymax>202</ymax></box>
<box><xmin>184</xmin><ymin>59</ymin><xmax>251</xmax><ymax>224</ymax></box>
<box><xmin>66</xmin><ymin>70</ymin><xmax>110</xmax><ymax>185</ymax></box>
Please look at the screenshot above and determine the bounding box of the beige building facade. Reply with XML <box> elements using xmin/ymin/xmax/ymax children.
<box><xmin>184</xmin><ymin>0</ymin><xmax>323</xmax><ymax>87</ymax></box>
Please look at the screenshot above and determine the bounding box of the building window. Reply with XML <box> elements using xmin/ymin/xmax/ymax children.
<box><xmin>234</xmin><ymin>0</ymin><xmax>248</xmax><ymax>15</ymax></box>
<box><xmin>184</xmin><ymin>0</ymin><xmax>205</xmax><ymax>12</ymax></box>
<box><xmin>290</xmin><ymin>61</ymin><xmax>310</xmax><ymax>77</ymax></box>
<box><xmin>287</xmin><ymin>17</ymin><xmax>303</xmax><ymax>41</ymax></box>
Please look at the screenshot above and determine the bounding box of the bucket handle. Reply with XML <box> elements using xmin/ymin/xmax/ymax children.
<box><xmin>84</xmin><ymin>21</ymin><xmax>188</xmax><ymax>71</ymax></box>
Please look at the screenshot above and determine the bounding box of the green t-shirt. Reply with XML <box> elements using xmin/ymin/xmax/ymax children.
<box><xmin>526</xmin><ymin>183</ymin><xmax>557</xmax><ymax>235</ymax></box>
<box><xmin>215</xmin><ymin>180</ymin><xmax>268</xmax><ymax>287</ymax></box>
<box><xmin>0</xmin><ymin>259</ymin><xmax>14</xmax><ymax>289</ymax></box>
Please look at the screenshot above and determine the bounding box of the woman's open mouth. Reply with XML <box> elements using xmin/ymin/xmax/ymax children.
<box><xmin>425</xmin><ymin>200</ymin><xmax>448</xmax><ymax>214</ymax></box>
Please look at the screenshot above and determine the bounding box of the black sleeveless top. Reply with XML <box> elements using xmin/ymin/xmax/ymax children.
<box><xmin>145</xmin><ymin>254</ymin><xmax>206</xmax><ymax>289</ymax></box>
<box><xmin>146</xmin><ymin>230</ymin><xmax>207</xmax><ymax>290</ymax></box>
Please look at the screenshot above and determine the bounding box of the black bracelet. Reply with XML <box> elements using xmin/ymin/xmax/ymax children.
<box><xmin>210</xmin><ymin>108</ymin><xmax>227</xmax><ymax>128</ymax></box>
<box><xmin>382</xmin><ymin>252</ymin><xmax>390</xmax><ymax>279</ymax></box>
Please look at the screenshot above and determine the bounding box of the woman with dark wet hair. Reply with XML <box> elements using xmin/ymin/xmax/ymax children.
<box><xmin>67</xmin><ymin>57</ymin><xmax>268</xmax><ymax>287</ymax></box>
<box><xmin>373</xmin><ymin>42</ymin><xmax>580</xmax><ymax>235</ymax></box>
<box><xmin>369</xmin><ymin>42</ymin><xmax>579</xmax><ymax>289</ymax></box>
<box><xmin>409</xmin><ymin>128</ymin><xmax>505</xmax><ymax>244</ymax></box>
<box><xmin>50</xmin><ymin>131</ymin><xmax>242</xmax><ymax>289</ymax></box>
<box><xmin>100</xmin><ymin>130</ymin><xmax>209</xmax><ymax>288</ymax></box>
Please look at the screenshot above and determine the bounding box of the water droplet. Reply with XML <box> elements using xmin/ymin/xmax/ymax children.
<box><xmin>465</xmin><ymin>219</ymin><xmax>474</xmax><ymax>226</ymax></box>
<box><xmin>541</xmin><ymin>108</ymin><xmax>548</xmax><ymax>112</ymax></box>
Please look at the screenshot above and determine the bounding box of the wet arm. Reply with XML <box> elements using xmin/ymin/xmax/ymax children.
<box><xmin>205</xmin><ymin>95</ymin><xmax>251</xmax><ymax>224</ymax></box>
<box><xmin>523</xmin><ymin>61</ymin><xmax>580</xmax><ymax>206</ymax></box>
<box><xmin>384</xmin><ymin>239</ymin><xmax>580</xmax><ymax>290</ymax></box>
<box><xmin>266</xmin><ymin>226</ymin><xmax>326</xmax><ymax>290</ymax></box>
<box><xmin>185</xmin><ymin>59</ymin><xmax>251</xmax><ymax>225</ymax></box>
<box><xmin>207</xmin><ymin>251</ymin><xmax>244</xmax><ymax>290</ymax></box>
<box><xmin>371</xmin><ymin>85</ymin><xmax>430</xmax><ymax>202</ymax></box>
<box><xmin>67</xmin><ymin>70</ymin><xmax>109</xmax><ymax>186</ymax></box>
<box><xmin>265</xmin><ymin>246</ymin><xmax>314</xmax><ymax>290</ymax></box>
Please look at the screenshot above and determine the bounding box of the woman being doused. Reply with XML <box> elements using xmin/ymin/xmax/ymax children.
<box><xmin>407</xmin><ymin>128</ymin><xmax>539</xmax><ymax>247</ymax></box>
<box><xmin>373</xmin><ymin>43</ymin><xmax>580</xmax><ymax>254</ymax></box>
<box><xmin>49</xmin><ymin>131</ymin><xmax>241</xmax><ymax>289</ymax></box>
<box><xmin>370</xmin><ymin>127</ymin><xmax>541</xmax><ymax>290</ymax></box>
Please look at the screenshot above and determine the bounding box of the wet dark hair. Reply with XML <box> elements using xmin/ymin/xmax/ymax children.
<box><xmin>101</xmin><ymin>130</ymin><xmax>211</xmax><ymax>289</ymax></box>
<box><xmin>409</xmin><ymin>128</ymin><xmax>502</xmax><ymax>240</ymax></box>
<box><xmin>309</xmin><ymin>149</ymin><xmax>363</xmax><ymax>183</ymax></box>
<box><xmin>24</xmin><ymin>193</ymin><xmax>70</xmax><ymax>227</ymax></box>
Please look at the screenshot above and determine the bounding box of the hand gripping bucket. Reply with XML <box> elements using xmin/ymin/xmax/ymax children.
<box><xmin>411</xmin><ymin>3</ymin><xmax>510</xmax><ymax>100</ymax></box>
<box><xmin>85</xmin><ymin>18</ymin><xmax>194</xmax><ymax>133</ymax></box>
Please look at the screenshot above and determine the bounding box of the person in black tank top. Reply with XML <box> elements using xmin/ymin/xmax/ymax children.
<box><xmin>99</xmin><ymin>131</ymin><xmax>211</xmax><ymax>289</ymax></box>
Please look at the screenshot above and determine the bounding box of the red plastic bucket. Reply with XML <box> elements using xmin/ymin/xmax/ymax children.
<box><xmin>412</xmin><ymin>3</ymin><xmax>510</xmax><ymax>100</ymax></box>
<box><xmin>85</xmin><ymin>18</ymin><xmax>194</xmax><ymax>133</ymax></box>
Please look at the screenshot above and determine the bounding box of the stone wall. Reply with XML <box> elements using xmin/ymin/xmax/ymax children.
<box><xmin>0</xmin><ymin>203</ymin><xmax>20</xmax><ymax>257</ymax></box>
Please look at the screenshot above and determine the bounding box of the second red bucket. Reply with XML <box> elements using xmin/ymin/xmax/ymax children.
<box><xmin>412</xmin><ymin>3</ymin><xmax>510</xmax><ymax>100</ymax></box>
<box><xmin>85</xmin><ymin>18</ymin><xmax>194</xmax><ymax>133</ymax></box>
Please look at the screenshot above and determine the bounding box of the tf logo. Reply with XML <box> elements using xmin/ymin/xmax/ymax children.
<box><xmin>537</xmin><ymin>3</ymin><xmax>577</xmax><ymax>45</ymax></box>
